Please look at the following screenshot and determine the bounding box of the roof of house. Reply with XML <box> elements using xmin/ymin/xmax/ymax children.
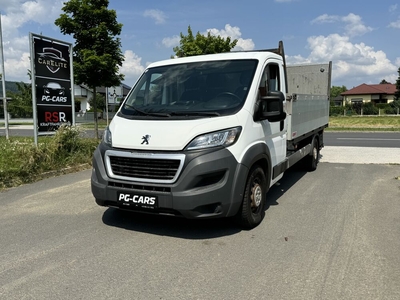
<box><xmin>341</xmin><ymin>83</ymin><xmax>397</xmax><ymax>96</ymax></box>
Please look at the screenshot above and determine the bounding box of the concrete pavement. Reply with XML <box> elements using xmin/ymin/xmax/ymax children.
<box><xmin>320</xmin><ymin>146</ymin><xmax>400</xmax><ymax>165</ymax></box>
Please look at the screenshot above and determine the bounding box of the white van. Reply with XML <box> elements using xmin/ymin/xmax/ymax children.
<box><xmin>91</xmin><ymin>41</ymin><xmax>331</xmax><ymax>228</ymax></box>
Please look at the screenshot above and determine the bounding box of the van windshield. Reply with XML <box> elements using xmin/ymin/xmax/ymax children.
<box><xmin>119</xmin><ymin>59</ymin><xmax>258</xmax><ymax>119</ymax></box>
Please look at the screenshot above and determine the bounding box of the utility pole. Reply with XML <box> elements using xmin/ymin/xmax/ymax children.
<box><xmin>0</xmin><ymin>13</ymin><xmax>9</xmax><ymax>139</ymax></box>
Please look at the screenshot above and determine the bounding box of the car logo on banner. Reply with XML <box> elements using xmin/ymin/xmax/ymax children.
<box><xmin>43</xmin><ymin>82</ymin><xmax>65</xmax><ymax>96</ymax></box>
<box><xmin>37</xmin><ymin>47</ymin><xmax>68</xmax><ymax>74</ymax></box>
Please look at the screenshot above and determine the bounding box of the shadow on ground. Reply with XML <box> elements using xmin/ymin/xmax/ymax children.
<box><xmin>102</xmin><ymin>162</ymin><xmax>310</xmax><ymax>239</ymax></box>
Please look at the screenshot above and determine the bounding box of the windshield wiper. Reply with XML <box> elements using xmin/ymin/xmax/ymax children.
<box><xmin>124</xmin><ymin>103</ymin><xmax>171</xmax><ymax>117</ymax></box>
<box><xmin>123</xmin><ymin>104</ymin><xmax>220</xmax><ymax>117</ymax></box>
<box><xmin>171</xmin><ymin>111</ymin><xmax>220</xmax><ymax>117</ymax></box>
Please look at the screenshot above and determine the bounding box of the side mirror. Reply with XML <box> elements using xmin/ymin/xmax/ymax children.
<box><xmin>256</xmin><ymin>91</ymin><xmax>286</xmax><ymax>122</ymax></box>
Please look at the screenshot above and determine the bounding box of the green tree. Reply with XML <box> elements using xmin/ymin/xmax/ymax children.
<box><xmin>395</xmin><ymin>67</ymin><xmax>400</xmax><ymax>101</ymax></box>
<box><xmin>330</xmin><ymin>85</ymin><xmax>347</xmax><ymax>99</ymax></box>
<box><xmin>88</xmin><ymin>93</ymin><xmax>106</xmax><ymax>112</ymax></box>
<box><xmin>55</xmin><ymin>0</ymin><xmax>124</xmax><ymax>138</ymax></box>
<box><xmin>380</xmin><ymin>79</ymin><xmax>391</xmax><ymax>84</ymax></box>
<box><xmin>330</xmin><ymin>85</ymin><xmax>347</xmax><ymax>105</ymax></box>
<box><xmin>173</xmin><ymin>25</ymin><xmax>238</xmax><ymax>58</ymax></box>
<box><xmin>391</xmin><ymin>68</ymin><xmax>400</xmax><ymax>113</ymax></box>
<box><xmin>7</xmin><ymin>70</ymin><xmax>33</xmax><ymax>118</ymax></box>
<box><xmin>8</xmin><ymin>82</ymin><xmax>33</xmax><ymax>118</ymax></box>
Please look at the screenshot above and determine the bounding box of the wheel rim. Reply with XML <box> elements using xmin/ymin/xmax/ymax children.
<box><xmin>251</xmin><ymin>182</ymin><xmax>262</xmax><ymax>210</ymax></box>
<box><xmin>313</xmin><ymin>146</ymin><xmax>318</xmax><ymax>160</ymax></box>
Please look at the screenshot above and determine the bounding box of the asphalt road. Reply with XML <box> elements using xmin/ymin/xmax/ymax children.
<box><xmin>1</xmin><ymin>158</ymin><xmax>400</xmax><ymax>299</ymax></box>
<box><xmin>324</xmin><ymin>132</ymin><xmax>400</xmax><ymax>148</ymax></box>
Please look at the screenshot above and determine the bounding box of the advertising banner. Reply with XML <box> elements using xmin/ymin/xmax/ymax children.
<box><xmin>37</xmin><ymin>105</ymin><xmax>72</xmax><ymax>132</ymax></box>
<box><xmin>35</xmin><ymin>77</ymin><xmax>72</xmax><ymax>106</ymax></box>
<box><xmin>30</xmin><ymin>33</ymin><xmax>74</xmax><ymax>140</ymax></box>
<box><xmin>33</xmin><ymin>38</ymin><xmax>70</xmax><ymax>80</ymax></box>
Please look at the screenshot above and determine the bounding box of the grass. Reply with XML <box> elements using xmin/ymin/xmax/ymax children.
<box><xmin>0</xmin><ymin>122</ymin><xmax>33</xmax><ymax>126</ymax></box>
<box><xmin>327</xmin><ymin>116</ymin><xmax>400</xmax><ymax>131</ymax></box>
<box><xmin>79</xmin><ymin>120</ymin><xmax>108</xmax><ymax>129</ymax></box>
<box><xmin>0</xmin><ymin>125</ymin><xmax>99</xmax><ymax>191</ymax></box>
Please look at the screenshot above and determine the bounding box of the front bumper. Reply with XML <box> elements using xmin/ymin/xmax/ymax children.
<box><xmin>91</xmin><ymin>145</ymin><xmax>248</xmax><ymax>219</ymax></box>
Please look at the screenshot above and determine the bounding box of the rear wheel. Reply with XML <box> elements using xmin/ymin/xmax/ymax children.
<box><xmin>237</xmin><ymin>166</ymin><xmax>267</xmax><ymax>229</ymax></box>
<box><xmin>305</xmin><ymin>137</ymin><xmax>319</xmax><ymax>171</ymax></box>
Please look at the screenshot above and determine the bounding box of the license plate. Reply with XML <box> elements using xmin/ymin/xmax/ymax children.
<box><xmin>117</xmin><ymin>192</ymin><xmax>158</xmax><ymax>210</ymax></box>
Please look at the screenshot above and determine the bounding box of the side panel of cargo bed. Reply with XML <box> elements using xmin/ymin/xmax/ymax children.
<box><xmin>286</xmin><ymin>94</ymin><xmax>329</xmax><ymax>140</ymax></box>
<box><xmin>285</xmin><ymin>62</ymin><xmax>331</xmax><ymax>141</ymax></box>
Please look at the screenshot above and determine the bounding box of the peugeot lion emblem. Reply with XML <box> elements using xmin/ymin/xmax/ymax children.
<box><xmin>141</xmin><ymin>134</ymin><xmax>151</xmax><ymax>145</ymax></box>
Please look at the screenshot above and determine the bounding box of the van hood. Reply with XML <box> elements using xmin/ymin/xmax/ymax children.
<box><xmin>109</xmin><ymin>115</ymin><xmax>241</xmax><ymax>151</ymax></box>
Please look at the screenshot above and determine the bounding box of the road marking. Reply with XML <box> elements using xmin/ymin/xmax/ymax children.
<box><xmin>337</xmin><ymin>138</ymin><xmax>400</xmax><ymax>141</ymax></box>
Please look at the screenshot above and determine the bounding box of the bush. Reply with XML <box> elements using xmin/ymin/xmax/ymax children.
<box><xmin>0</xmin><ymin>126</ymin><xmax>99</xmax><ymax>190</ymax></box>
<box><xmin>341</xmin><ymin>102</ymin><xmax>382</xmax><ymax>115</ymax></box>
<box><xmin>344</xmin><ymin>103</ymin><xmax>355</xmax><ymax>116</ymax></box>
<box><xmin>376</xmin><ymin>103</ymin><xmax>394</xmax><ymax>115</ymax></box>
<box><xmin>362</xmin><ymin>102</ymin><xmax>378</xmax><ymax>115</ymax></box>
<box><xmin>330</xmin><ymin>106</ymin><xmax>344</xmax><ymax>116</ymax></box>
<box><xmin>389</xmin><ymin>100</ymin><xmax>400</xmax><ymax>114</ymax></box>
<box><xmin>376</xmin><ymin>103</ymin><xmax>390</xmax><ymax>110</ymax></box>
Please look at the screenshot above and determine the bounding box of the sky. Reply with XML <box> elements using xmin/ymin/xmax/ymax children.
<box><xmin>1</xmin><ymin>0</ymin><xmax>400</xmax><ymax>89</ymax></box>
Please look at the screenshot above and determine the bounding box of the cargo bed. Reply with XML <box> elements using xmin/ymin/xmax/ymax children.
<box><xmin>285</xmin><ymin>62</ymin><xmax>331</xmax><ymax>141</ymax></box>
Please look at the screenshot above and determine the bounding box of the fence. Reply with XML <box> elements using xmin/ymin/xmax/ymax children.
<box><xmin>330</xmin><ymin>103</ymin><xmax>400</xmax><ymax>116</ymax></box>
<box><xmin>75</xmin><ymin>112</ymin><xmax>117</xmax><ymax>123</ymax></box>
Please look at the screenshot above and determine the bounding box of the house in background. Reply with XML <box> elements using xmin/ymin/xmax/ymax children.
<box><xmin>331</xmin><ymin>95</ymin><xmax>344</xmax><ymax>106</ymax></box>
<box><xmin>74</xmin><ymin>83</ymin><xmax>131</xmax><ymax>113</ymax></box>
<box><xmin>341</xmin><ymin>83</ymin><xmax>396</xmax><ymax>106</ymax></box>
<box><xmin>97</xmin><ymin>84</ymin><xmax>131</xmax><ymax>112</ymax></box>
<box><xmin>74</xmin><ymin>84</ymin><xmax>92</xmax><ymax>112</ymax></box>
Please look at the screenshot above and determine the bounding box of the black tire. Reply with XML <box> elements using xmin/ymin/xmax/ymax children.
<box><xmin>304</xmin><ymin>138</ymin><xmax>319</xmax><ymax>172</ymax></box>
<box><xmin>236</xmin><ymin>166</ymin><xmax>267</xmax><ymax>229</ymax></box>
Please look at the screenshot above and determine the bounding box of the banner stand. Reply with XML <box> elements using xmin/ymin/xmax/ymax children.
<box><xmin>29</xmin><ymin>33</ymin><xmax>74</xmax><ymax>146</ymax></box>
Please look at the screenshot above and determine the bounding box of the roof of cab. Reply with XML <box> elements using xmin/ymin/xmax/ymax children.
<box><xmin>147</xmin><ymin>51</ymin><xmax>283</xmax><ymax>68</ymax></box>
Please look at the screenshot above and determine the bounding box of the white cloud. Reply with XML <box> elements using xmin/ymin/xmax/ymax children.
<box><xmin>120</xmin><ymin>50</ymin><xmax>145</xmax><ymax>86</ymax></box>
<box><xmin>0</xmin><ymin>0</ymin><xmax>64</xmax><ymax>81</ymax></box>
<box><xmin>1</xmin><ymin>0</ymin><xmax>63</xmax><ymax>38</ymax></box>
<box><xmin>286</xmin><ymin>34</ymin><xmax>397</xmax><ymax>86</ymax></box>
<box><xmin>307</xmin><ymin>13</ymin><xmax>399</xmax><ymax>86</ymax></box>
<box><xmin>311</xmin><ymin>14</ymin><xmax>340</xmax><ymax>24</ymax></box>
<box><xmin>162</xmin><ymin>35</ymin><xmax>180</xmax><ymax>48</ymax></box>
<box><xmin>143</xmin><ymin>9</ymin><xmax>166</xmax><ymax>24</ymax></box>
<box><xmin>206</xmin><ymin>24</ymin><xmax>255</xmax><ymax>51</ymax></box>
<box><xmin>311</xmin><ymin>13</ymin><xmax>373</xmax><ymax>37</ymax></box>
<box><xmin>3</xmin><ymin>36</ymin><xmax>29</xmax><ymax>60</ymax></box>
<box><xmin>388</xmin><ymin>19</ymin><xmax>400</xmax><ymax>29</ymax></box>
<box><xmin>342</xmin><ymin>13</ymin><xmax>373</xmax><ymax>37</ymax></box>
<box><xmin>4</xmin><ymin>52</ymin><xmax>31</xmax><ymax>82</ymax></box>
<box><xmin>161</xmin><ymin>24</ymin><xmax>255</xmax><ymax>52</ymax></box>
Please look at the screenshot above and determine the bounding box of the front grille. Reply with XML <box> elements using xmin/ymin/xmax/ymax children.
<box><xmin>105</xmin><ymin>150</ymin><xmax>185</xmax><ymax>184</ymax></box>
<box><xmin>110</xmin><ymin>156</ymin><xmax>180</xmax><ymax>180</ymax></box>
<box><xmin>108</xmin><ymin>181</ymin><xmax>171</xmax><ymax>193</ymax></box>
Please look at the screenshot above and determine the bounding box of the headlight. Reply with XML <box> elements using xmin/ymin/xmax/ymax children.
<box><xmin>103</xmin><ymin>126</ymin><xmax>112</xmax><ymax>146</ymax></box>
<box><xmin>186</xmin><ymin>127</ymin><xmax>242</xmax><ymax>150</ymax></box>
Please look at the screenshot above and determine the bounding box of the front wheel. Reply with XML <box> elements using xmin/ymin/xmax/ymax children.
<box><xmin>236</xmin><ymin>166</ymin><xmax>267</xmax><ymax>229</ymax></box>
